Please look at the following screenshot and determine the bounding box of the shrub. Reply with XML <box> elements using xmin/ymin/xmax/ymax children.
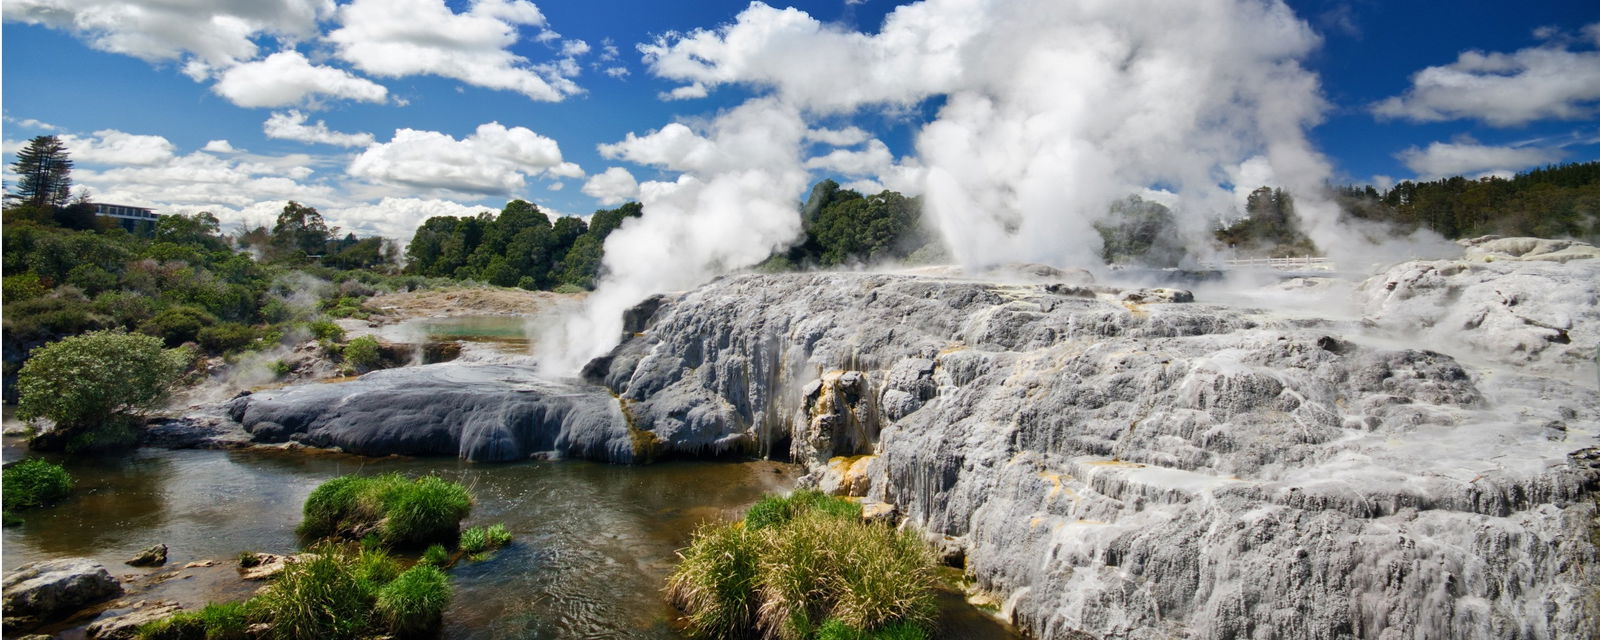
<box><xmin>16</xmin><ymin>330</ymin><xmax>184</xmax><ymax>451</ymax></box>
<box><xmin>552</xmin><ymin>283</ymin><xmax>586</xmax><ymax>294</ymax></box>
<box><xmin>308</xmin><ymin>320</ymin><xmax>344</xmax><ymax>342</ymax></box>
<box><xmin>2</xmin><ymin>458</ymin><xmax>73</xmax><ymax>512</ymax></box>
<box><xmin>139</xmin><ymin>305</ymin><xmax>218</xmax><ymax>346</ymax></box>
<box><xmin>670</xmin><ymin>492</ymin><xmax>937</xmax><ymax>640</ymax></box>
<box><xmin>376</xmin><ymin>564</ymin><xmax>451</xmax><ymax>638</ymax></box>
<box><xmin>3</xmin><ymin>273</ymin><xmax>48</xmax><ymax>301</ymax></box>
<box><xmin>197</xmin><ymin>322</ymin><xmax>258</xmax><ymax>354</ymax></box>
<box><xmin>299</xmin><ymin>474</ymin><xmax>472</xmax><ymax>548</ymax></box>
<box><xmin>342</xmin><ymin>335</ymin><xmax>382</xmax><ymax>371</ymax></box>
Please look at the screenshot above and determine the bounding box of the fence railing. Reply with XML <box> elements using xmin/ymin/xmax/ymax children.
<box><xmin>1201</xmin><ymin>256</ymin><xmax>1335</xmax><ymax>270</ymax></box>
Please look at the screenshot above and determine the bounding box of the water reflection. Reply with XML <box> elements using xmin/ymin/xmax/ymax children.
<box><xmin>2</xmin><ymin>448</ymin><xmax>1017</xmax><ymax>639</ymax></box>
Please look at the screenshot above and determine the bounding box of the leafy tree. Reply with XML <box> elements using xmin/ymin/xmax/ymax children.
<box><xmin>272</xmin><ymin>201</ymin><xmax>332</xmax><ymax>255</ymax></box>
<box><xmin>156</xmin><ymin>212</ymin><xmax>227</xmax><ymax>251</ymax></box>
<box><xmin>1095</xmin><ymin>196</ymin><xmax>1187</xmax><ymax>267</ymax></box>
<box><xmin>16</xmin><ymin>330</ymin><xmax>183</xmax><ymax>451</ymax></box>
<box><xmin>8</xmin><ymin>135</ymin><xmax>74</xmax><ymax>207</ymax></box>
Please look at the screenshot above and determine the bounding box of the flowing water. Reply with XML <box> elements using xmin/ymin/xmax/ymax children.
<box><xmin>2</xmin><ymin>425</ymin><xmax>1017</xmax><ymax>640</ymax></box>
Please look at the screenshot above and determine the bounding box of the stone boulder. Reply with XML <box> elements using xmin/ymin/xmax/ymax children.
<box><xmin>3</xmin><ymin>558</ymin><xmax>123</xmax><ymax>629</ymax></box>
<box><xmin>86</xmin><ymin>601</ymin><xmax>184</xmax><ymax>640</ymax></box>
<box><xmin>126</xmin><ymin>544</ymin><xmax>168</xmax><ymax>567</ymax></box>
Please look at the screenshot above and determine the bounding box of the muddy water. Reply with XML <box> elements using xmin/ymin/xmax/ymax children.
<box><xmin>2</xmin><ymin>446</ymin><xmax>1019</xmax><ymax>639</ymax></box>
<box><xmin>385</xmin><ymin>315</ymin><xmax>535</xmax><ymax>355</ymax></box>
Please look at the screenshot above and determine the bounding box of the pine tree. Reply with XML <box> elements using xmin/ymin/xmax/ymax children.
<box><xmin>8</xmin><ymin>135</ymin><xmax>74</xmax><ymax>207</ymax></box>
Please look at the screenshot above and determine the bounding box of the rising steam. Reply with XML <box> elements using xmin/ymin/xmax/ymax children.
<box><xmin>540</xmin><ymin>0</ymin><xmax>1444</xmax><ymax>375</ymax></box>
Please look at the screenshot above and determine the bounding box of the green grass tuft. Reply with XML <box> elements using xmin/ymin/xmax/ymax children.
<box><xmin>298</xmin><ymin>473</ymin><xmax>472</xmax><ymax>548</ymax></box>
<box><xmin>2</xmin><ymin>458</ymin><xmax>74</xmax><ymax>513</ymax></box>
<box><xmin>673</xmin><ymin>491</ymin><xmax>936</xmax><ymax>640</ymax></box>
<box><xmin>135</xmin><ymin>599</ymin><xmax>260</xmax><ymax>640</ymax></box>
<box><xmin>420</xmin><ymin>544</ymin><xmax>451</xmax><ymax>567</ymax></box>
<box><xmin>666</xmin><ymin>521</ymin><xmax>762</xmax><ymax>639</ymax></box>
<box><xmin>458</xmin><ymin>522</ymin><xmax>512</xmax><ymax>555</ymax></box>
<box><xmin>376</xmin><ymin>564</ymin><xmax>452</xmax><ymax>638</ymax></box>
<box><xmin>256</xmin><ymin>546</ymin><xmax>378</xmax><ymax>640</ymax></box>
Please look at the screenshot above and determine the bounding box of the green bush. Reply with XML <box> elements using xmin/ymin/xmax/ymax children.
<box><xmin>138</xmin><ymin>305</ymin><xmax>218</xmax><ymax>347</ymax></box>
<box><xmin>2</xmin><ymin>458</ymin><xmax>73</xmax><ymax>513</ymax></box>
<box><xmin>197</xmin><ymin>322</ymin><xmax>259</xmax><ymax>354</ymax></box>
<box><xmin>299</xmin><ymin>474</ymin><xmax>472</xmax><ymax>548</ymax></box>
<box><xmin>16</xmin><ymin>330</ymin><xmax>183</xmax><ymax>451</ymax></box>
<box><xmin>552</xmin><ymin>283</ymin><xmax>586</xmax><ymax>294</ymax></box>
<box><xmin>308</xmin><ymin>320</ymin><xmax>344</xmax><ymax>343</ymax></box>
<box><xmin>375</xmin><ymin>564</ymin><xmax>451</xmax><ymax>637</ymax></box>
<box><xmin>342</xmin><ymin>335</ymin><xmax>382</xmax><ymax>371</ymax></box>
<box><xmin>3</xmin><ymin>273</ymin><xmax>48</xmax><ymax>301</ymax></box>
<box><xmin>669</xmin><ymin>492</ymin><xmax>936</xmax><ymax>640</ymax></box>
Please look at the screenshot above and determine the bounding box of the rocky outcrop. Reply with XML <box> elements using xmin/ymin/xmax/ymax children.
<box><xmin>126</xmin><ymin>544</ymin><xmax>168</xmax><ymax>567</ymax></box>
<box><xmin>1359</xmin><ymin>240</ymin><xmax>1599</xmax><ymax>378</ymax></box>
<box><xmin>225</xmin><ymin>363</ymin><xmax>633</xmax><ymax>462</ymax></box>
<box><xmin>85</xmin><ymin>601</ymin><xmax>183</xmax><ymax>640</ymax></box>
<box><xmin>3</xmin><ymin>558</ymin><xmax>123</xmax><ymax>631</ymax></box>
<box><xmin>586</xmin><ymin>267</ymin><xmax>1600</xmax><ymax>639</ymax></box>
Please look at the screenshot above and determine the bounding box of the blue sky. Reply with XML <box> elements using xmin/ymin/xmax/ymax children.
<box><xmin>3</xmin><ymin>0</ymin><xmax>1599</xmax><ymax>239</ymax></box>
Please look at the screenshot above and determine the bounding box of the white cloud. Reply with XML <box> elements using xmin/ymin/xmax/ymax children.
<box><xmin>660</xmin><ymin>83</ymin><xmax>709</xmax><ymax>101</ymax></box>
<box><xmin>203</xmin><ymin>139</ymin><xmax>238</xmax><ymax>153</ymax></box>
<box><xmin>264</xmin><ymin>110</ymin><xmax>376</xmax><ymax>148</ymax></box>
<box><xmin>803</xmin><ymin>139</ymin><xmax>893</xmax><ymax>176</ymax></box>
<box><xmin>1396</xmin><ymin>141</ymin><xmax>1563</xmax><ymax>179</ymax></box>
<box><xmin>561</xmin><ymin>39</ymin><xmax>590</xmax><ymax>56</ymax></box>
<box><xmin>4</xmin><ymin>115</ymin><xmax>60</xmax><ymax>131</ymax></box>
<box><xmin>1372</xmin><ymin>32</ymin><xmax>1600</xmax><ymax>126</ymax></box>
<box><xmin>548</xmin><ymin>181</ymin><xmax>564</xmax><ymax>191</ymax></box>
<box><xmin>597</xmin><ymin>122</ymin><xmax>719</xmax><ymax>173</ymax></box>
<box><xmin>549</xmin><ymin>161</ymin><xmax>586</xmax><ymax>179</ymax></box>
<box><xmin>581</xmin><ymin>167</ymin><xmax>639</xmax><ymax>205</ymax></box>
<box><xmin>56</xmin><ymin>129</ymin><xmax>177</xmax><ymax>166</ymax></box>
<box><xmin>2</xmin><ymin>0</ymin><xmax>329</xmax><ymax>67</ymax></box>
<box><xmin>323</xmin><ymin>196</ymin><xmax>484</xmax><ymax>239</ymax></box>
<box><xmin>213</xmin><ymin>50</ymin><xmax>389</xmax><ymax>108</ymax></box>
<box><xmin>349</xmin><ymin>121</ymin><xmax>571</xmax><ymax>195</ymax></box>
<box><xmin>805</xmin><ymin>126</ymin><xmax>871</xmax><ymax>146</ymax></box>
<box><xmin>604</xmin><ymin>66</ymin><xmax>630</xmax><ymax>78</ymax></box>
<box><xmin>328</xmin><ymin>0</ymin><xmax>581</xmax><ymax>102</ymax></box>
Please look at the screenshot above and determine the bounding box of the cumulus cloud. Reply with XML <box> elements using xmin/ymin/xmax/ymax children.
<box><xmin>348</xmin><ymin>121</ymin><xmax>572</xmax><ymax>195</ymax></box>
<box><xmin>604</xmin><ymin>66</ymin><xmax>630</xmax><ymax>78</ymax></box>
<box><xmin>598</xmin><ymin>123</ymin><xmax>720</xmax><ymax>172</ymax></box>
<box><xmin>264</xmin><ymin>110</ymin><xmax>376</xmax><ymax>147</ymax></box>
<box><xmin>581</xmin><ymin>167</ymin><xmax>640</xmax><ymax>205</ymax></box>
<box><xmin>1372</xmin><ymin>31</ymin><xmax>1600</xmax><ymax>126</ymax></box>
<box><xmin>803</xmin><ymin>139</ymin><xmax>893</xmax><ymax>176</ymax></box>
<box><xmin>213</xmin><ymin>50</ymin><xmax>389</xmax><ymax>108</ymax></box>
<box><xmin>203</xmin><ymin>139</ymin><xmax>238</xmax><ymax>153</ymax></box>
<box><xmin>56</xmin><ymin>129</ymin><xmax>177</xmax><ymax>166</ymax></box>
<box><xmin>2</xmin><ymin>0</ymin><xmax>328</xmax><ymax>67</ymax></box>
<box><xmin>1397</xmin><ymin>141</ymin><xmax>1563</xmax><ymax>179</ymax></box>
<box><xmin>328</xmin><ymin>0</ymin><xmax>581</xmax><ymax>102</ymax></box>
<box><xmin>323</xmin><ymin>196</ymin><xmax>485</xmax><ymax>239</ymax></box>
<box><xmin>660</xmin><ymin>83</ymin><xmax>709</xmax><ymax>101</ymax></box>
<box><xmin>805</xmin><ymin>126</ymin><xmax>871</xmax><ymax>146</ymax></box>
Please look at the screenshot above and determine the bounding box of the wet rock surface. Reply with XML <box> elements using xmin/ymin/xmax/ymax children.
<box><xmin>2</xmin><ymin>558</ymin><xmax>123</xmax><ymax>631</ymax></box>
<box><xmin>225</xmin><ymin>363</ymin><xmax>634</xmax><ymax>462</ymax></box>
<box><xmin>589</xmin><ymin>267</ymin><xmax>1600</xmax><ymax>639</ymax></box>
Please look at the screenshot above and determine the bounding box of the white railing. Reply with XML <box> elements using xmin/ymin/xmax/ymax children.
<box><xmin>1201</xmin><ymin>256</ymin><xmax>1335</xmax><ymax>270</ymax></box>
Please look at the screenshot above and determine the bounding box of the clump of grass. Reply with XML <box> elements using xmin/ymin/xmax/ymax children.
<box><xmin>376</xmin><ymin>564</ymin><xmax>451</xmax><ymax>637</ymax></box>
<box><xmin>143</xmin><ymin>544</ymin><xmax>455</xmax><ymax>640</ymax></box>
<box><xmin>2</xmin><ymin>458</ymin><xmax>74</xmax><ymax>515</ymax></box>
<box><xmin>669</xmin><ymin>491</ymin><xmax>936</xmax><ymax>640</ymax></box>
<box><xmin>420</xmin><ymin>544</ymin><xmax>451</xmax><ymax>567</ymax></box>
<box><xmin>298</xmin><ymin>473</ymin><xmax>472</xmax><ymax>548</ymax></box>
<box><xmin>458</xmin><ymin>523</ymin><xmax>513</xmax><ymax>555</ymax></box>
<box><xmin>238</xmin><ymin>551</ymin><xmax>263</xmax><ymax>568</ymax></box>
<box><xmin>136</xmin><ymin>600</ymin><xmax>260</xmax><ymax>640</ymax></box>
<box><xmin>666</xmin><ymin>522</ymin><xmax>762</xmax><ymax>639</ymax></box>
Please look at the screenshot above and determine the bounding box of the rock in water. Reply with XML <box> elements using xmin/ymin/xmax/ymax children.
<box><xmin>587</xmin><ymin>267</ymin><xmax>1600</xmax><ymax>639</ymax></box>
<box><xmin>225</xmin><ymin>363</ymin><xmax>633</xmax><ymax>462</ymax></box>
<box><xmin>85</xmin><ymin>601</ymin><xmax>184</xmax><ymax>640</ymax></box>
<box><xmin>2</xmin><ymin>558</ymin><xmax>123</xmax><ymax>630</ymax></box>
<box><xmin>126</xmin><ymin>544</ymin><xmax>167</xmax><ymax>567</ymax></box>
